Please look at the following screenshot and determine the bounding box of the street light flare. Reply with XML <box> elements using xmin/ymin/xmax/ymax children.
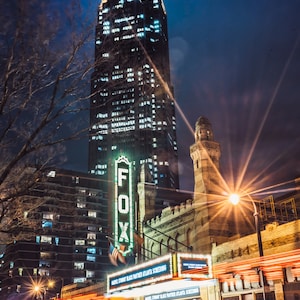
<box><xmin>229</xmin><ymin>193</ymin><xmax>240</xmax><ymax>205</ymax></box>
<box><xmin>48</xmin><ymin>280</ymin><xmax>55</xmax><ymax>288</ymax></box>
<box><xmin>34</xmin><ymin>284</ymin><xmax>41</xmax><ymax>292</ymax></box>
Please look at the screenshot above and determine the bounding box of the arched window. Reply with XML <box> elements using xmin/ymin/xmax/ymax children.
<box><xmin>167</xmin><ymin>237</ymin><xmax>172</xmax><ymax>252</ymax></box>
<box><xmin>159</xmin><ymin>239</ymin><xmax>164</xmax><ymax>255</ymax></box>
<box><xmin>186</xmin><ymin>228</ymin><xmax>192</xmax><ymax>251</ymax></box>
<box><xmin>175</xmin><ymin>233</ymin><xmax>180</xmax><ymax>251</ymax></box>
<box><xmin>167</xmin><ymin>237</ymin><xmax>173</xmax><ymax>252</ymax></box>
<box><xmin>151</xmin><ymin>242</ymin><xmax>155</xmax><ymax>258</ymax></box>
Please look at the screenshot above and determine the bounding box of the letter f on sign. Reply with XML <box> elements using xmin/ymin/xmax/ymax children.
<box><xmin>118</xmin><ymin>168</ymin><xmax>128</xmax><ymax>187</ymax></box>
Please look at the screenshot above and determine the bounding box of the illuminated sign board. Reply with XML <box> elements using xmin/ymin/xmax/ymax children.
<box><xmin>177</xmin><ymin>253</ymin><xmax>212</xmax><ymax>279</ymax></box>
<box><xmin>145</xmin><ymin>286</ymin><xmax>200</xmax><ymax>300</ymax></box>
<box><xmin>108</xmin><ymin>254</ymin><xmax>173</xmax><ymax>292</ymax></box>
<box><xmin>107</xmin><ymin>253</ymin><xmax>212</xmax><ymax>294</ymax></box>
<box><xmin>114</xmin><ymin>156</ymin><xmax>134</xmax><ymax>256</ymax></box>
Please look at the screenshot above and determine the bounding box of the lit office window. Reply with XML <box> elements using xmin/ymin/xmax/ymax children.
<box><xmin>87</xmin><ymin>233</ymin><xmax>96</xmax><ymax>240</ymax></box>
<box><xmin>88</xmin><ymin>211</ymin><xmax>97</xmax><ymax>218</ymax></box>
<box><xmin>75</xmin><ymin>239</ymin><xmax>85</xmax><ymax>246</ymax></box>
<box><xmin>41</xmin><ymin>236</ymin><xmax>52</xmax><ymax>244</ymax></box>
<box><xmin>74</xmin><ymin>262</ymin><xmax>84</xmax><ymax>270</ymax></box>
<box><xmin>77</xmin><ymin>197</ymin><xmax>86</xmax><ymax>208</ymax></box>
<box><xmin>39</xmin><ymin>269</ymin><xmax>50</xmax><ymax>276</ymax></box>
<box><xmin>86</xmin><ymin>270</ymin><xmax>95</xmax><ymax>278</ymax></box>
<box><xmin>42</xmin><ymin>220</ymin><xmax>52</xmax><ymax>228</ymax></box>
<box><xmin>87</xmin><ymin>255</ymin><xmax>96</xmax><ymax>262</ymax></box>
<box><xmin>87</xmin><ymin>248</ymin><xmax>96</xmax><ymax>254</ymax></box>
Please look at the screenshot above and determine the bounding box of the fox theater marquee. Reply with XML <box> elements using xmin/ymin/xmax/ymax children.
<box><xmin>106</xmin><ymin>253</ymin><xmax>219</xmax><ymax>300</ymax></box>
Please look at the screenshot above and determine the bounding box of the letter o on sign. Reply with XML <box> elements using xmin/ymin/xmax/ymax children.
<box><xmin>118</xmin><ymin>194</ymin><xmax>129</xmax><ymax>214</ymax></box>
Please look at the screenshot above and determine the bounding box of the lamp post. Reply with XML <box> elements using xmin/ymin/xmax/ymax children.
<box><xmin>59</xmin><ymin>277</ymin><xmax>64</xmax><ymax>299</ymax></box>
<box><xmin>229</xmin><ymin>193</ymin><xmax>266</xmax><ymax>300</ymax></box>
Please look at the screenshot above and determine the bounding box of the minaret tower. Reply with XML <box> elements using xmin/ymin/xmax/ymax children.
<box><xmin>190</xmin><ymin>116</ymin><xmax>221</xmax><ymax>195</ymax></box>
<box><xmin>190</xmin><ymin>116</ymin><xmax>228</xmax><ymax>254</ymax></box>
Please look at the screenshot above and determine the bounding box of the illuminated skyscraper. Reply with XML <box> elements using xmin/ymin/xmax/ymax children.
<box><xmin>89</xmin><ymin>0</ymin><xmax>179</xmax><ymax>193</ymax></box>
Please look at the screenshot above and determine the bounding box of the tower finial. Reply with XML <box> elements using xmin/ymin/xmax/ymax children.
<box><xmin>194</xmin><ymin>116</ymin><xmax>214</xmax><ymax>142</ymax></box>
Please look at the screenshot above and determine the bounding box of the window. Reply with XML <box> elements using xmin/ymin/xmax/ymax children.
<box><xmin>43</xmin><ymin>213</ymin><xmax>54</xmax><ymax>220</ymax></box>
<box><xmin>74</xmin><ymin>277</ymin><xmax>85</xmax><ymax>283</ymax></box>
<box><xmin>41</xmin><ymin>252</ymin><xmax>52</xmax><ymax>259</ymax></box>
<box><xmin>167</xmin><ymin>237</ymin><xmax>173</xmax><ymax>251</ymax></box>
<box><xmin>42</xmin><ymin>220</ymin><xmax>52</xmax><ymax>228</ymax></box>
<box><xmin>77</xmin><ymin>197</ymin><xmax>86</xmax><ymax>208</ymax></box>
<box><xmin>175</xmin><ymin>233</ymin><xmax>180</xmax><ymax>251</ymax></box>
<box><xmin>186</xmin><ymin>229</ymin><xmax>192</xmax><ymax>250</ymax></box>
<box><xmin>86</xmin><ymin>270</ymin><xmax>95</xmax><ymax>278</ymax></box>
<box><xmin>87</xmin><ymin>255</ymin><xmax>96</xmax><ymax>262</ymax></box>
<box><xmin>87</xmin><ymin>248</ymin><xmax>96</xmax><ymax>254</ymax></box>
<box><xmin>74</xmin><ymin>262</ymin><xmax>84</xmax><ymax>270</ymax></box>
<box><xmin>39</xmin><ymin>269</ymin><xmax>50</xmax><ymax>276</ymax></box>
<box><xmin>159</xmin><ymin>240</ymin><xmax>164</xmax><ymax>255</ymax></box>
<box><xmin>75</xmin><ymin>239</ymin><xmax>85</xmax><ymax>246</ymax></box>
<box><xmin>88</xmin><ymin>211</ymin><xmax>97</xmax><ymax>218</ymax></box>
<box><xmin>41</xmin><ymin>236</ymin><xmax>52</xmax><ymax>244</ymax></box>
<box><xmin>87</xmin><ymin>233</ymin><xmax>96</xmax><ymax>240</ymax></box>
<box><xmin>39</xmin><ymin>261</ymin><xmax>50</xmax><ymax>268</ymax></box>
<box><xmin>88</xmin><ymin>226</ymin><xmax>96</xmax><ymax>231</ymax></box>
<box><xmin>47</xmin><ymin>170</ymin><xmax>56</xmax><ymax>177</ymax></box>
<box><xmin>151</xmin><ymin>243</ymin><xmax>155</xmax><ymax>259</ymax></box>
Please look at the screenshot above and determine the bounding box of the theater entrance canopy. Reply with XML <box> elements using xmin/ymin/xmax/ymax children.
<box><xmin>106</xmin><ymin>253</ymin><xmax>218</xmax><ymax>300</ymax></box>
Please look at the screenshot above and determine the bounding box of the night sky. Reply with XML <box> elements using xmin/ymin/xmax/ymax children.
<box><xmin>164</xmin><ymin>0</ymin><xmax>300</xmax><ymax>195</ymax></box>
<box><xmin>65</xmin><ymin>0</ymin><xmax>300</xmax><ymax>197</ymax></box>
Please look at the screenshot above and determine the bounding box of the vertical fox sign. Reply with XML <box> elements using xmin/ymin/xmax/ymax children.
<box><xmin>113</xmin><ymin>156</ymin><xmax>134</xmax><ymax>257</ymax></box>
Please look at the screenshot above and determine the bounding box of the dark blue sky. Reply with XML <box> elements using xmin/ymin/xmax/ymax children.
<box><xmin>163</xmin><ymin>0</ymin><xmax>300</xmax><ymax>195</ymax></box>
<box><xmin>65</xmin><ymin>0</ymin><xmax>300</xmax><ymax>196</ymax></box>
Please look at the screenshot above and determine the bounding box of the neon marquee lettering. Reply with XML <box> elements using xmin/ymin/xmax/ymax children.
<box><xmin>114</xmin><ymin>156</ymin><xmax>134</xmax><ymax>255</ymax></box>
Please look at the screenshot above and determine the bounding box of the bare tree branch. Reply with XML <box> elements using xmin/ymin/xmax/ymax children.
<box><xmin>0</xmin><ymin>0</ymin><xmax>96</xmax><ymax>242</ymax></box>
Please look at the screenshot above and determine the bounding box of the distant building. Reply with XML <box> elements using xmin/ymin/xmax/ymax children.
<box><xmin>88</xmin><ymin>0</ymin><xmax>179</xmax><ymax>207</ymax></box>
<box><xmin>0</xmin><ymin>169</ymin><xmax>110</xmax><ymax>299</ymax></box>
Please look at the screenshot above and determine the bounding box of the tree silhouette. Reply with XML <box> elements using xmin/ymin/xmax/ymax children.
<box><xmin>0</xmin><ymin>0</ymin><xmax>95</xmax><ymax>242</ymax></box>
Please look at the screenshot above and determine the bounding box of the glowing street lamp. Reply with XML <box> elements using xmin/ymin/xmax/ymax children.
<box><xmin>228</xmin><ymin>193</ymin><xmax>240</xmax><ymax>205</ymax></box>
<box><xmin>33</xmin><ymin>284</ymin><xmax>41</xmax><ymax>293</ymax></box>
<box><xmin>32</xmin><ymin>283</ymin><xmax>45</xmax><ymax>299</ymax></box>
<box><xmin>229</xmin><ymin>193</ymin><xmax>264</xmax><ymax>256</ymax></box>
<box><xmin>229</xmin><ymin>193</ymin><xmax>265</xmax><ymax>300</ymax></box>
<box><xmin>32</xmin><ymin>280</ymin><xmax>56</xmax><ymax>300</ymax></box>
<box><xmin>47</xmin><ymin>280</ymin><xmax>55</xmax><ymax>289</ymax></box>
